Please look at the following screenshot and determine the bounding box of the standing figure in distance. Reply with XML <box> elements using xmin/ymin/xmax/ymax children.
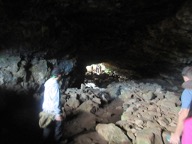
<box><xmin>42</xmin><ymin>67</ymin><xmax>65</xmax><ymax>144</ymax></box>
<box><xmin>170</xmin><ymin>66</ymin><xmax>192</xmax><ymax>144</ymax></box>
<box><xmin>96</xmin><ymin>64</ymin><xmax>101</xmax><ymax>75</ymax></box>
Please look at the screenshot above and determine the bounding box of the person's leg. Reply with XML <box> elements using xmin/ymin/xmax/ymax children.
<box><xmin>43</xmin><ymin>122</ymin><xmax>54</xmax><ymax>144</ymax></box>
<box><xmin>54</xmin><ymin>121</ymin><xmax>64</xmax><ymax>143</ymax></box>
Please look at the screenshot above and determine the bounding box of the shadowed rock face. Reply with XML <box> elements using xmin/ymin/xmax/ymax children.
<box><xmin>0</xmin><ymin>0</ymin><xmax>192</xmax><ymax>77</ymax></box>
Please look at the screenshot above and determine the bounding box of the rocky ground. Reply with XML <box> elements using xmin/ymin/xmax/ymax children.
<box><xmin>57</xmin><ymin>71</ymin><xmax>183</xmax><ymax>144</ymax></box>
<box><xmin>0</xmin><ymin>70</ymin><xmax>184</xmax><ymax>144</ymax></box>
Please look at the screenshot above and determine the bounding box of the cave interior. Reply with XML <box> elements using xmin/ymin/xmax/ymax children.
<box><xmin>0</xmin><ymin>0</ymin><xmax>192</xmax><ymax>143</ymax></box>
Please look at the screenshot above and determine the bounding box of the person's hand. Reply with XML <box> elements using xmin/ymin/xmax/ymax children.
<box><xmin>170</xmin><ymin>133</ymin><xmax>180</xmax><ymax>144</ymax></box>
<box><xmin>55</xmin><ymin>115</ymin><xmax>63</xmax><ymax>121</ymax></box>
<box><xmin>178</xmin><ymin>109</ymin><xmax>182</xmax><ymax>115</ymax></box>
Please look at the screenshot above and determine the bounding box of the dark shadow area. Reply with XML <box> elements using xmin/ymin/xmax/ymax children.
<box><xmin>0</xmin><ymin>0</ymin><xmax>188</xmax><ymax>58</ymax></box>
<box><xmin>0</xmin><ymin>87</ymin><xmax>43</xmax><ymax>144</ymax></box>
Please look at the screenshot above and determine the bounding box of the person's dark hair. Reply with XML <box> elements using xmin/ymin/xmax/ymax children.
<box><xmin>182</xmin><ymin>66</ymin><xmax>192</xmax><ymax>79</ymax></box>
<box><xmin>187</xmin><ymin>101</ymin><xmax>192</xmax><ymax>119</ymax></box>
<box><xmin>51</xmin><ymin>67</ymin><xmax>63</xmax><ymax>77</ymax></box>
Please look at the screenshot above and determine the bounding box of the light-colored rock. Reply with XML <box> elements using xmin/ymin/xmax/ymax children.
<box><xmin>142</xmin><ymin>91</ymin><xmax>155</xmax><ymax>101</ymax></box>
<box><xmin>66</xmin><ymin>98</ymin><xmax>80</xmax><ymax>109</ymax></box>
<box><xmin>136</xmin><ymin>127</ymin><xmax>163</xmax><ymax>144</ymax></box>
<box><xmin>127</xmin><ymin>131</ymin><xmax>136</xmax><ymax>144</ymax></box>
<box><xmin>96</xmin><ymin>123</ymin><xmax>131</xmax><ymax>144</ymax></box>
<box><xmin>77</xmin><ymin>100</ymin><xmax>99</xmax><ymax>113</ymax></box>
<box><xmin>136</xmin><ymin>129</ymin><xmax>155</xmax><ymax>144</ymax></box>
<box><xmin>146</xmin><ymin>121</ymin><xmax>160</xmax><ymax>128</ymax></box>
<box><xmin>147</xmin><ymin>105</ymin><xmax>157</xmax><ymax>112</ymax></box>
<box><xmin>92</xmin><ymin>97</ymin><xmax>101</xmax><ymax>104</ymax></box>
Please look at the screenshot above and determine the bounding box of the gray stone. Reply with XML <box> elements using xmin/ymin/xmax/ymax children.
<box><xmin>96</xmin><ymin>123</ymin><xmax>131</xmax><ymax>144</ymax></box>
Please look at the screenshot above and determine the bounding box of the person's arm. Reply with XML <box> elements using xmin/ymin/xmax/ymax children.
<box><xmin>170</xmin><ymin>108</ymin><xmax>189</xmax><ymax>143</ymax></box>
<box><xmin>52</xmin><ymin>83</ymin><xmax>63</xmax><ymax>121</ymax></box>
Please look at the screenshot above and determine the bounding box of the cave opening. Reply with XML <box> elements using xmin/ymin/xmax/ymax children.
<box><xmin>84</xmin><ymin>62</ymin><xmax>129</xmax><ymax>88</ymax></box>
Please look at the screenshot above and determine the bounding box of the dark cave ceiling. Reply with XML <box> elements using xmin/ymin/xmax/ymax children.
<box><xmin>0</xmin><ymin>0</ymin><xmax>192</xmax><ymax>76</ymax></box>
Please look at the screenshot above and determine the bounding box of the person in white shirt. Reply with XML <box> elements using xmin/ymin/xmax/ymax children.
<box><xmin>42</xmin><ymin>67</ymin><xmax>65</xmax><ymax>144</ymax></box>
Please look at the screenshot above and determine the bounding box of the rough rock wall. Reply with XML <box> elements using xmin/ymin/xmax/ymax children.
<box><xmin>0</xmin><ymin>0</ymin><xmax>191</xmax><ymax>75</ymax></box>
<box><xmin>0</xmin><ymin>53</ymin><xmax>76</xmax><ymax>105</ymax></box>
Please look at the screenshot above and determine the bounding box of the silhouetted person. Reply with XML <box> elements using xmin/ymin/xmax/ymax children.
<box><xmin>42</xmin><ymin>67</ymin><xmax>66</xmax><ymax>144</ymax></box>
